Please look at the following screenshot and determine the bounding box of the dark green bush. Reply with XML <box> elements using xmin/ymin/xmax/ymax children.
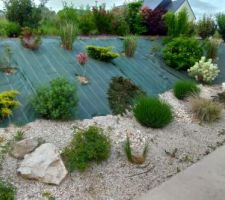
<box><xmin>86</xmin><ymin>45</ymin><xmax>119</xmax><ymax>62</ymax></box>
<box><xmin>107</xmin><ymin>76</ymin><xmax>144</xmax><ymax>115</ymax></box>
<box><xmin>133</xmin><ymin>96</ymin><xmax>173</xmax><ymax>128</ymax></box>
<box><xmin>62</xmin><ymin>126</ymin><xmax>111</xmax><ymax>172</ymax></box>
<box><xmin>31</xmin><ymin>77</ymin><xmax>78</xmax><ymax>120</ymax></box>
<box><xmin>217</xmin><ymin>13</ymin><xmax>225</xmax><ymax>41</ymax></box>
<box><xmin>5</xmin><ymin>22</ymin><xmax>21</xmax><ymax>37</ymax></box>
<box><xmin>197</xmin><ymin>15</ymin><xmax>216</xmax><ymax>39</ymax></box>
<box><xmin>163</xmin><ymin>37</ymin><xmax>203</xmax><ymax>70</ymax></box>
<box><xmin>173</xmin><ymin>80</ymin><xmax>200</xmax><ymax>100</ymax></box>
<box><xmin>78</xmin><ymin>11</ymin><xmax>96</xmax><ymax>35</ymax></box>
<box><xmin>0</xmin><ymin>180</ymin><xmax>16</xmax><ymax>200</ymax></box>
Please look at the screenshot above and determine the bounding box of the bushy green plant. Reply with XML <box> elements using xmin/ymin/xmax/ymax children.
<box><xmin>62</xmin><ymin>126</ymin><xmax>111</xmax><ymax>172</ymax></box>
<box><xmin>216</xmin><ymin>13</ymin><xmax>225</xmax><ymax>41</ymax></box>
<box><xmin>78</xmin><ymin>11</ymin><xmax>96</xmax><ymax>35</ymax></box>
<box><xmin>190</xmin><ymin>96</ymin><xmax>223</xmax><ymax>122</ymax></box>
<box><xmin>173</xmin><ymin>80</ymin><xmax>200</xmax><ymax>100</ymax></box>
<box><xmin>0</xmin><ymin>180</ymin><xmax>16</xmax><ymax>200</ymax></box>
<box><xmin>0</xmin><ymin>90</ymin><xmax>20</xmax><ymax>119</ymax></box>
<box><xmin>86</xmin><ymin>45</ymin><xmax>119</xmax><ymax>62</ymax></box>
<box><xmin>57</xmin><ymin>3</ymin><xmax>78</xmax><ymax>24</ymax></box>
<box><xmin>188</xmin><ymin>57</ymin><xmax>220</xmax><ymax>83</ymax></box>
<box><xmin>107</xmin><ymin>76</ymin><xmax>144</xmax><ymax>115</ymax></box>
<box><xmin>163</xmin><ymin>37</ymin><xmax>203</xmax><ymax>70</ymax></box>
<box><xmin>197</xmin><ymin>15</ymin><xmax>216</xmax><ymax>39</ymax></box>
<box><xmin>113</xmin><ymin>17</ymin><xmax>130</xmax><ymax>36</ymax></box>
<box><xmin>4</xmin><ymin>22</ymin><xmax>21</xmax><ymax>37</ymax></box>
<box><xmin>133</xmin><ymin>96</ymin><xmax>173</xmax><ymax>128</ymax></box>
<box><xmin>205</xmin><ymin>39</ymin><xmax>222</xmax><ymax>61</ymax></box>
<box><xmin>31</xmin><ymin>77</ymin><xmax>78</xmax><ymax>120</ymax></box>
<box><xmin>123</xmin><ymin>35</ymin><xmax>138</xmax><ymax>57</ymax></box>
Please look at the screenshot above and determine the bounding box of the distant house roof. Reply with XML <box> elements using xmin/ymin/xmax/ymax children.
<box><xmin>166</xmin><ymin>0</ymin><xmax>186</xmax><ymax>12</ymax></box>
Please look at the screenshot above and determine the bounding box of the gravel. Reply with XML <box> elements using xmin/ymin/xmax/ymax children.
<box><xmin>0</xmin><ymin>85</ymin><xmax>225</xmax><ymax>200</ymax></box>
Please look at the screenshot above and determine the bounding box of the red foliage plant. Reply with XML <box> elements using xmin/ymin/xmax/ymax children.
<box><xmin>76</xmin><ymin>53</ymin><xmax>88</xmax><ymax>65</ymax></box>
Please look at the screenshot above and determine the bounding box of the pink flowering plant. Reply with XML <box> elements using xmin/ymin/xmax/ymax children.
<box><xmin>76</xmin><ymin>52</ymin><xmax>88</xmax><ymax>77</ymax></box>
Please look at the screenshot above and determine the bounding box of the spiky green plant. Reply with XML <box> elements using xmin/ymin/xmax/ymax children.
<box><xmin>123</xmin><ymin>35</ymin><xmax>138</xmax><ymax>57</ymax></box>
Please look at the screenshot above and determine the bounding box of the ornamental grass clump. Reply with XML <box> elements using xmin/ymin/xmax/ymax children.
<box><xmin>123</xmin><ymin>35</ymin><xmax>138</xmax><ymax>57</ymax></box>
<box><xmin>133</xmin><ymin>96</ymin><xmax>173</xmax><ymax>128</ymax></box>
<box><xmin>173</xmin><ymin>80</ymin><xmax>200</xmax><ymax>100</ymax></box>
<box><xmin>0</xmin><ymin>180</ymin><xmax>16</xmax><ymax>200</ymax></box>
<box><xmin>62</xmin><ymin>126</ymin><xmax>111</xmax><ymax>172</ymax></box>
<box><xmin>188</xmin><ymin>57</ymin><xmax>220</xmax><ymax>84</ymax></box>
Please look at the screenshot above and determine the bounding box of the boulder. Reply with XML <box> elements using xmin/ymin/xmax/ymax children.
<box><xmin>11</xmin><ymin>138</ymin><xmax>39</xmax><ymax>159</ymax></box>
<box><xmin>17</xmin><ymin>143</ymin><xmax>68</xmax><ymax>185</ymax></box>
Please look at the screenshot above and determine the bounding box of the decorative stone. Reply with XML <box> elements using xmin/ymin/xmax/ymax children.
<box><xmin>11</xmin><ymin>138</ymin><xmax>39</xmax><ymax>159</ymax></box>
<box><xmin>17</xmin><ymin>143</ymin><xmax>68</xmax><ymax>185</ymax></box>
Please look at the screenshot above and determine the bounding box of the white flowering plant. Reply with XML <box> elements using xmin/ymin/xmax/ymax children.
<box><xmin>188</xmin><ymin>56</ymin><xmax>220</xmax><ymax>84</ymax></box>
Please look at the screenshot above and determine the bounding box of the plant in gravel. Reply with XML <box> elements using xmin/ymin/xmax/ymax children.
<box><xmin>216</xmin><ymin>13</ymin><xmax>225</xmax><ymax>41</ymax></box>
<box><xmin>163</xmin><ymin>37</ymin><xmax>203</xmax><ymax>70</ymax></box>
<box><xmin>123</xmin><ymin>35</ymin><xmax>138</xmax><ymax>57</ymax></box>
<box><xmin>107</xmin><ymin>76</ymin><xmax>145</xmax><ymax>115</ymax></box>
<box><xmin>31</xmin><ymin>77</ymin><xmax>78</xmax><ymax>120</ymax></box>
<box><xmin>0</xmin><ymin>180</ymin><xmax>16</xmax><ymax>200</ymax></box>
<box><xmin>86</xmin><ymin>45</ymin><xmax>119</xmax><ymax>62</ymax></box>
<box><xmin>62</xmin><ymin>126</ymin><xmax>111</xmax><ymax>172</ymax></box>
<box><xmin>205</xmin><ymin>39</ymin><xmax>222</xmax><ymax>61</ymax></box>
<box><xmin>190</xmin><ymin>96</ymin><xmax>223</xmax><ymax>123</ymax></box>
<box><xmin>216</xmin><ymin>91</ymin><xmax>225</xmax><ymax>106</ymax></box>
<box><xmin>14</xmin><ymin>130</ymin><xmax>25</xmax><ymax>141</ymax></box>
<box><xmin>173</xmin><ymin>80</ymin><xmax>200</xmax><ymax>100</ymax></box>
<box><xmin>188</xmin><ymin>57</ymin><xmax>220</xmax><ymax>84</ymax></box>
<box><xmin>133</xmin><ymin>96</ymin><xmax>173</xmax><ymax>128</ymax></box>
<box><xmin>124</xmin><ymin>136</ymin><xmax>148</xmax><ymax>165</ymax></box>
<box><xmin>42</xmin><ymin>192</ymin><xmax>56</xmax><ymax>200</ymax></box>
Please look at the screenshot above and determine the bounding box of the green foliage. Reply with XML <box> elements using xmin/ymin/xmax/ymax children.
<box><xmin>197</xmin><ymin>15</ymin><xmax>216</xmax><ymax>39</ymax></box>
<box><xmin>0</xmin><ymin>45</ymin><xmax>13</xmax><ymax>68</ymax></box>
<box><xmin>188</xmin><ymin>57</ymin><xmax>220</xmax><ymax>83</ymax></box>
<box><xmin>62</xmin><ymin>126</ymin><xmax>111</xmax><ymax>172</ymax></box>
<box><xmin>78</xmin><ymin>11</ymin><xmax>96</xmax><ymax>35</ymax></box>
<box><xmin>4</xmin><ymin>21</ymin><xmax>21</xmax><ymax>37</ymax></box>
<box><xmin>0</xmin><ymin>180</ymin><xmax>16</xmax><ymax>200</ymax></box>
<box><xmin>173</xmin><ymin>80</ymin><xmax>200</xmax><ymax>100</ymax></box>
<box><xmin>163</xmin><ymin>37</ymin><xmax>203</xmax><ymax>70</ymax></box>
<box><xmin>86</xmin><ymin>45</ymin><xmax>119</xmax><ymax>62</ymax></box>
<box><xmin>205</xmin><ymin>39</ymin><xmax>221</xmax><ymax>61</ymax></box>
<box><xmin>107</xmin><ymin>76</ymin><xmax>144</xmax><ymax>115</ymax></box>
<box><xmin>133</xmin><ymin>96</ymin><xmax>173</xmax><ymax>128</ymax></box>
<box><xmin>0</xmin><ymin>90</ymin><xmax>20</xmax><ymax>119</ymax></box>
<box><xmin>113</xmin><ymin>17</ymin><xmax>130</xmax><ymax>36</ymax></box>
<box><xmin>216</xmin><ymin>13</ymin><xmax>225</xmax><ymax>41</ymax></box>
<box><xmin>57</xmin><ymin>3</ymin><xmax>78</xmax><ymax>24</ymax></box>
<box><xmin>123</xmin><ymin>35</ymin><xmax>138</xmax><ymax>57</ymax></box>
<box><xmin>14</xmin><ymin>130</ymin><xmax>25</xmax><ymax>141</ymax></box>
<box><xmin>42</xmin><ymin>192</ymin><xmax>56</xmax><ymax>200</ymax></box>
<box><xmin>190</xmin><ymin>96</ymin><xmax>223</xmax><ymax>123</ymax></box>
<box><xmin>31</xmin><ymin>77</ymin><xmax>78</xmax><ymax>120</ymax></box>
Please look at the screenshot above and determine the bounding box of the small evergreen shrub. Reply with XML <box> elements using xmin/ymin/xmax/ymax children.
<box><xmin>190</xmin><ymin>96</ymin><xmax>223</xmax><ymax>123</ymax></box>
<box><xmin>31</xmin><ymin>77</ymin><xmax>78</xmax><ymax>120</ymax></box>
<box><xmin>0</xmin><ymin>90</ymin><xmax>20</xmax><ymax>119</ymax></box>
<box><xmin>123</xmin><ymin>35</ymin><xmax>138</xmax><ymax>57</ymax></box>
<box><xmin>173</xmin><ymin>80</ymin><xmax>200</xmax><ymax>100</ymax></box>
<box><xmin>62</xmin><ymin>126</ymin><xmax>111</xmax><ymax>172</ymax></box>
<box><xmin>163</xmin><ymin>37</ymin><xmax>203</xmax><ymax>70</ymax></box>
<box><xmin>86</xmin><ymin>45</ymin><xmax>119</xmax><ymax>62</ymax></box>
<box><xmin>107</xmin><ymin>76</ymin><xmax>145</xmax><ymax>115</ymax></box>
<box><xmin>217</xmin><ymin>13</ymin><xmax>225</xmax><ymax>41</ymax></box>
<box><xmin>5</xmin><ymin>22</ymin><xmax>21</xmax><ymax>37</ymax></box>
<box><xmin>0</xmin><ymin>180</ymin><xmax>16</xmax><ymax>200</ymax></box>
<box><xmin>78</xmin><ymin>12</ymin><xmax>96</xmax><ymax>35</ymax></box>
<box><xmin>133</xmin><ymin>96</ymin><xmax>173</xmax><ymax>128</ymax></box>
<box><xmin>197</xmin><ymin>15</ymin><xmax>216</xmax><ymax>39</ymax></box>
<box><xmin>188</xmin><ymin>57</ymin><xmax>220</xmax><ymax>83</ymax></box>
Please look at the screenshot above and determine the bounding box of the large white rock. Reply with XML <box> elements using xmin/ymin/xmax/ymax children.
<box><xmin>17</xmin><ymin>143</ymin><xmax>68</xmax><ymax>185</ymax></box>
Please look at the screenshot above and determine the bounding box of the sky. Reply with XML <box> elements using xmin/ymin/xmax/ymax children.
<box><xmin>0</xmin><ymin>0</ymin><xmax>225</xmax><ymax>19</ymax></box>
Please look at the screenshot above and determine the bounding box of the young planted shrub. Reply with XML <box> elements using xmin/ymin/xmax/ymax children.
<box><xmin>197</xmin><ymin>15</ymin><xmax>216</xmax><ymax>39</ymax></box>
<box><xmin>123</xmin><ymin>35</ymin><xmax>138</xmax><ymax>57</ymax></box>
<box><xmin>0</xmin><ymin>90</ymin><xmax>20</xmax><ymax>119</ymax></box>
<box><xmin>5</xmin><ymin>22</ymin><xmax>21</xmax><ymax>37</ymax></box>
<box><xmin>188</xmin><ymin>57</ymin><xmax>220</xmax><ymax>83</ymax></box>
<box><xmin>216</xmin><ymin>13</ymin><xmax>225</xmax><ymax>41</ymax></box>
<box><xmin>163</xmin><ymin>37</ymin><xmax>203</xmax><ymax>70</ymax></box>
<box><xmin>133</xmin><ymin>96</ymin><xmax>173</xmax><ymax>128</ymax></box>
<box><xmin>62</xmin><ymin>126</ymin><xmax>111</xmax><ymax>172</ymax></box>
<box><xmin>173</xmin><ymin>80</ymin><xmax>200</xmax><ymax>100</ymax></box>
<box><xmin>60</xmin><ymin>22</ymin><xmax>78</xmax><ymax>50</ymax></box>
<box><xmin>31</xmin><ymin>77</ymin><xmax>78</xmax><ymax>120</ymax></box>
<box><xmin>205</xmin><ymin>39</ymin><xmax>222</xmax><ymax>61</ymax></box>
<box><xmin>0</xmin><ymin>180</ymin><xmax>16</xmax><ymax>200</ymax></box>
<box><xmin>86</xmin><ymin>45</ymin><xmax>119</xmax><ymax>62</ymax></box>
<box><xmin>107</xmin><ymin>76</ymin><xmax>145</xmax><ymax>115</ymax></box>
<box><xmin>190</xmin><ymin>96</ymin><xmax>223</xmax><ymax>122</ymax></box>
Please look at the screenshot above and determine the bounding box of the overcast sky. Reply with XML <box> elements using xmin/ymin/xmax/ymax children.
<box><xmin>0</xmin><ymin>0</ymin><xmax>224</xmax><ymax>19</ymax></box>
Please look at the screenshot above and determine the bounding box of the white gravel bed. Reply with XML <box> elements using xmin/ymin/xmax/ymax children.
<box><xmin>0</xmin><ymin>86</ymin><xmax>225</xmax><ymax>200</ymax></box>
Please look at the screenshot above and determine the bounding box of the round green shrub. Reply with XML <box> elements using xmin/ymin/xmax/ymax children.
<box><xmin>0</xmin><ymin>180</ymin><xmax>16</xmax><ymax>200</ymax></box>
<box><xmin>31</xmin><ymin>77</ymin><xmax>78</xmax><ymax>120</ymax></box>
<box><xmin>173</xmin><ymin>80</ymin><xmax>200</xmax><ymax>100</ymax></box>
<box><xmin>62</xmin><ymin>126</ymin><xmax>111</xmax><ymax>172</ymax></box>
<box><xmin>163</xmin><ymin>37</ymin><xmax>203</xmax><ymax>70</ymax></box>
<box><xmin>5</xmin><ymin>22</ymin><xmax>21</xmax><ymax>37</ymax></box>
<box><xmin>133</xmin><ymin>96</ymin><xmax>173</xmax><ymax>128</ymax></box>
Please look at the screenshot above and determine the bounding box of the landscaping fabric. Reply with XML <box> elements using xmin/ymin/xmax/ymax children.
<box><xmin>0</xmin><ymin>38</ymin><xmax>224</xmax><ymax>127</ymax></box>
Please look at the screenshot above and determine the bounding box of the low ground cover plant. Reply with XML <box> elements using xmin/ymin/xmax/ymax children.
<box><xmin>86</xmin><ymin>45</ymin><xmax>119</xmax><ymax>62</ymax></box>
<box><xmin>123</xmin><ymin>35</ymin><xmax>138</xmax><ymax>57</ymax></box>
<box><xmin>62</xmin><ymin>126</ymin><xmax>111</xmax><ymax>172</ymax></box>
<box><xmin>163</xmin><ymin>37</ymin><xmax>203</xmax><ymax>70</ymax></box>
<box><xmin>0</xmin><ymin>180</ymin><xmax>16</xmax><ymax>200</ymax></box>
<box><xmin>108</xmin><ymin>76</ymin><xmax>144</xmax><ymax>115</ymax></box>
<box><xmin>31</xmin><ymin>77</ymin><xmax>78</xmax><ymax>120</ymax></box>
<box><xmin>133</xmin><ymin>96</ymin><xmax>173</xmax><ymax>128</ymax></box>
<box><xmin>190</xmin><ymin>96</ymin><xmax>223</xmax><ymax>123</ymax></box>
<box><xmin>173</xmin><ymin>80</ymin><xmax>200</xmax><ymax>100</ymax></box>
